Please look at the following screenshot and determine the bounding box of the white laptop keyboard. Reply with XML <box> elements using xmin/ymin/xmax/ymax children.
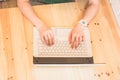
<box><xmin>33</xmin><ymin>27</ymin><xmax>92</xmax><ymax>57</ymax></box>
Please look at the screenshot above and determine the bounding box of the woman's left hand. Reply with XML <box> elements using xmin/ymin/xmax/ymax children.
<box><xmin>69</xmin><ymin>23</ymin><xmax>85</xmax><ymax>49</ymax></box>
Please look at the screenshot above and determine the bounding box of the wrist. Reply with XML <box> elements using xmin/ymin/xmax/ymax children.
<box><xmin>35</xmin><ymin>25</ymin><xmax>42</xmax><ymax>30</ymax></box>
<box><xmin>34</xmin><ymin>21</ymin><xmax>45</xmax><ymax>30</ymax></box>
<box><xmin>78</xmin><ymin>19</ymin><xmax>88</xmax><ymax>27</ymax></box>
<box><xmin>76</xmin><ymin>24</ymin><xmax>84</xmax><ymax>30</ymax></box>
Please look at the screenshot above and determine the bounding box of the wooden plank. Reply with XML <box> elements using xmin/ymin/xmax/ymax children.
<box><xmin>9</xmin><ymin>8</ymin><xmax>33</xmax><ymax>80</ymax></box>
<box><xmin>23</xmin><ymin>12</ymin><xmax>33</xmax><ymax>68</ymax></box>
<box><xmin>0</xmin><ymin>11</ymin><xmax>8</xmax><ymax>80</ymax></box>
<box><xmin>0</xmin><ymin>8</ymin><xmax>17</xmax><ymax>80</ymax></box>
<box><xmin>33</xmin><ymin>2</ymin><xmax>85</xmax><ymax>27</ymax></box>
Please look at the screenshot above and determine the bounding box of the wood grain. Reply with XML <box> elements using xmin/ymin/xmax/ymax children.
<box><xmin>0</xmin><ymin>0</ymin><xmax>120</xmax><ymax>80</ymax></box>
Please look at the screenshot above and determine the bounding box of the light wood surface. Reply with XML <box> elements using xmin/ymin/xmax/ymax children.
<box><xmin>0</xmin><ymin>0</ymin><xmax>120</xmax><ymax>80</ymax></box>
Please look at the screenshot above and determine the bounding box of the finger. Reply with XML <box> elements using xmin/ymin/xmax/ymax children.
<box><xmin>72</xmin><ymin>34</ymin><xmax>75</xmax><ymax>43</ymax></box>
<box><xmin>46</xmin><ymin>33</ymin><xmax>52</xmax><ymax>46</ymax></box>
<box><xmin>79</xmin><ymin>35</ymin><xmax>83</xmax><ymax>45</ymax></box>
<box><xmin>82</xmin><ymin>34</ymin><xmax>85</xmax><ymax>41</ymax></box>
<box><xmin>71</xmin><ymin>34</ymin><xmax>76</xmax><ymax>49</ymax></box>
<box><xmin>77</xmin><ymin>35</ymin><xmax>80</xmax><ymax>45</ymax></box>
<box><xmin>49</xmin><ymin>31</ymin><xmax>55</xmax><ymax>45</ymax></box>
<box><xmin>71</xmin><ymin>43</ymin><xmax>75</xmax><ymax>49</ymax></box>
<box><xmin>47</xmin><ymin>33</ymin><xmax>53</xmax><ymax>46</ymax></box>
<box><xmin>75</xmin><ymin>36</ymin><xmax>80</xmax><ymax>49</ymax></box>
<box><xmin>44</xmin><ymin>33</ymin><xmax>49</xmax><ymax>45</ymax></box>
<box><xmin>71</xmin><ymin>41</ymin><xmax>74</xmax><ymax>49</ymax></box>
<box><xmin>41</xmin><ymin>35</ymin><xmax>45</xmax><ymax>44</ymax></box>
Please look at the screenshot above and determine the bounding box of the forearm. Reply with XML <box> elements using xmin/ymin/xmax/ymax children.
<box><xmin>17</xmin><ymin>1</ymin><xmax>43</xmax><ymax>27</ymax></box>
<box><xmin>82</xmin><ymin>2</ymin><xmax>100</xmax><ymax>23</ymax></box>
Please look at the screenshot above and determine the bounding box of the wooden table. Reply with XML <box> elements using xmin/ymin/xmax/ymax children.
<box><xmin>110</xmin><ymin>0</ymin><xmax>120</xmax><ymax>27</ymax></box>
<box><xmin>0</xmin><ymin>0</ymin><xmax>120</xmax><ymax>80</ymax></box>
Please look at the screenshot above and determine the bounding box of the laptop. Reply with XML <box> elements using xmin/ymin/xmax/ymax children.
<box><xmin>33</xmin><ymin>27</ymin><xmax>95</xmax><ymax>65</ymax></box>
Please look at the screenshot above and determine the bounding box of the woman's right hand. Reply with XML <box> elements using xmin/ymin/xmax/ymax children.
<box><xmin>36</xmin><ymin>22</ymin><xmax>55</xmax><ymax>46</ymax></box>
